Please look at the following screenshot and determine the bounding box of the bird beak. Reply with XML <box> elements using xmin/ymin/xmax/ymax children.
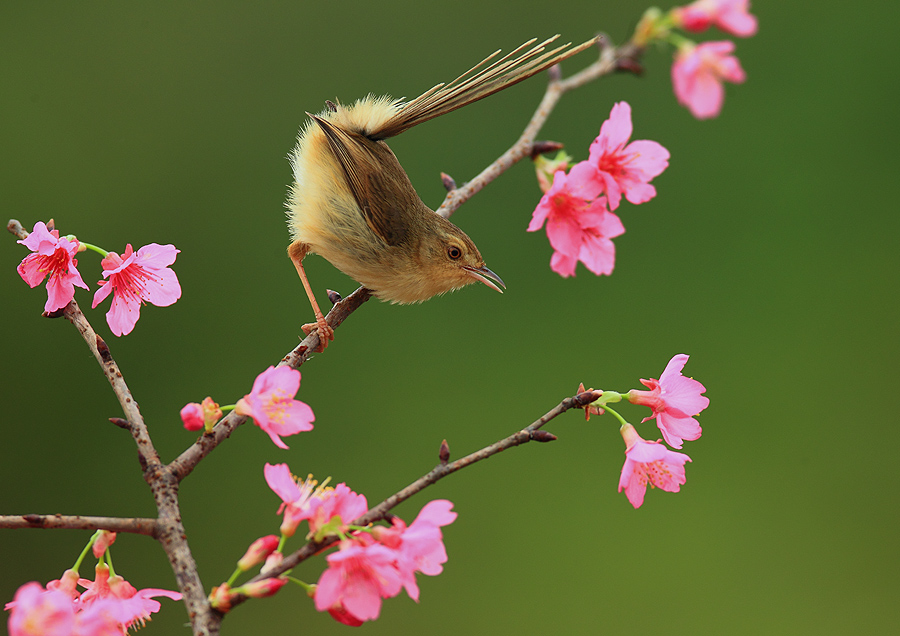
<box><xmin>464</xmin><ymin>265</ymin><xmax>506</xmax><ymax>294</ymax></box>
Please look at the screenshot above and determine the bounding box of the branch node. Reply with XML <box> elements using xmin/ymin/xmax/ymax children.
<box><xmin>41</xmin><ymin>308</ymin><xmax>67</xmax><ymax>319</ymax></box>
<box><xmin>439</xmin><ymin>439</ymin><xmax>450</xmax><ymax>465</ymax></box>
<box><xmin>546</xmin><ymin>64</ymin><xmax>562</xmax><ymax>83</ymax></box>
<box><xmin>109</xmin><ymin>417</ymin><xmax>131</xmax><ymax>430</ymax></box>
<box><xmin>440</xmin><ymin>172</ymin><xmax>457</xmax><ymax>192</ymax></box>
<box><xmin>530</xmin><ymin>430</ymin><xmax>558</xmax><ymax>443</ymax></box>
<box><xmin>326</xmin><ymin>289</ymin><xmax>343</xmax><ymax>305</ymax></box>
<box><xmin>530</xmin><ymin>140</ymin><xmax>565</xmax><ymax>159</ymax></box>
<box><xmin>574</xmin><ymin>390</ymin><xmax>601</xmax><ymax>406</ymax></box>
<box><xmin>96</xmin><ymin>334</ymin><xmax>113</xmax><ymax>363</ymax></box>
<box><xmin>615</xmin><ymin>56</ymin><xmax>644</xmax><ymax>76</ymax></box>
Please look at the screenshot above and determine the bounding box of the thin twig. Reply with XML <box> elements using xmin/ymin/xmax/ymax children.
<box><xmin>0</xmin><ymin>514</ymin><xmax>158</xmax><ymax>535</ymax></box>
<box><xmin>436</xmin><ymin>38</ymin><xmax>642</xmax><ymax>219</ymax></box>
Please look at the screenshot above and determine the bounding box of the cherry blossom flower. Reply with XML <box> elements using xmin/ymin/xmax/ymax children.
<box><xmin>16</xmin><ymin>221</ymin><xmax>89</xmax><ymax>313</ymax></box>
<box><xmin>91</xmin><ymin>243</ymin><xmax>181</xmax><ymax>336</ymax></box>
<box><xmin>78</xmin><ymin>564</ymin><xmax>181</xmax><ymax>630</ymax></box>
<box><xmin>528</xmin><ymin>163</ymin><xmax>625</xmax><ymax>278</ymax></box>
<box><xmin>236</xmin><ymin>366</ymin><xmax>314</xmax><ymax>449</ymax></box>
<box><xmin>584</xmin><ymin>102</ymin><xmax>670</xmax><ymax>211</ymax></box>
<box><xmin>6</xmin><ymin>582</ymin><xmax>74</xmax><ymax>636</ymax></box>
<box><xmin>264</xmin><ymin>464</ymin><xmax>366</xmax><ymax>538</ymax></box>
<box><xmin>314</xmin><ymin>542</ymin><xmax>404</xmax><ymax>624</ymax></box>
<box><xmin>673</xmin><ymin>0</ymin><xmax>758</xmax><ymax>37</ymax></box>
<box><xmin>626</xmin><ymin>354</ymin><xmax>709</xmax><ymax>449</ymax></box>
<box><xmin>672</xmin><ymin>41</ymin><xmax>746</xmax><ymax>119</ymax></box>
<box><xmin>618</xmin><ymin>423</ymin><xmax>691</xmax><ymax>508</ymax></box>
<box><xmin>372</xmin><ymin>499</ymin><xmax>457</xmax><ymax>601</ymax></box>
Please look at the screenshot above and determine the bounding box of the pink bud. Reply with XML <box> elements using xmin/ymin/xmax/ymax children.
<box><xmin>92</xmin><ymin>530</ymin><xmax>117</xmax><ymax>558</ymax></box>
<box><xmin>180</xmin><ymin>403</ymin><xmax>204</xmax><ymax>431</ymax></box>
<box><xmin>237</xmin><ymin>535</ymin><xmax>280</xmax><ymax>571</ymax></box>
<box><xmin>235</xmin><ymin>577</ymin><xmax>288</xmax><ymax>599</ymax></box>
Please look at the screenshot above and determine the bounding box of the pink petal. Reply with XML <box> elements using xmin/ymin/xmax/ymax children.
<box><xmin>134</xmin><ymin>243</ymin><xmax>179</xmax><ymax>269</ymax></box>
<box><xmin>598</xmin><ymin>102</ymin><xmax>633</xmax><ymax>151</ymax></box>
<box><xmin>106</xmin><ymin>289</ymin><xmax>142</xmax><ymax>336</ymax></box>
<box><xmin>624</xmin><ymin>140</ymin><xmax>670</xmax><ymax>180</ymax></box>
<box><xmin>528</xmin><ymin>196</ymin><xmax>553</xmax><ymax>232</ymax></box>
<box><xmin>141</xmin><ymin>266</ymin><xmax>181</xmax><ymax>307</ymax></box>
<box><xmin>545</xmin><ymin>215</ymin><xmax>583</xmax><ymax>256</ymax></box>
<box><xmin>623</xmin><ymin>182</ymin><xmax>657</xmax><ymax>205</ymax></box>
<box><xmin>656</xmin><ymin>412</ymin><xmax>702</xmax><ymax>449</ymax></box>
<box><xmin>565</xmin><ymin>161</ymin><xmax>606</xmax><ymax>200</ymax></box>
<box><xmin>578</xmin><ymin>235</ymin><xmax>616</xmax><ymax>276</ymax></box>
<box><xmin>550</xmin><ymin>251</ymin><xmax>578</xmax><ymax>277</ymax></box>
<box><xmin>719</xmin><ymin>11</ymin><xmax>758</xmax><ymax>37</ymax></box>
<box><xmin>264</xmin><ymin>463</ymin><xmax>302</xmax><ymax>503</ymax></box>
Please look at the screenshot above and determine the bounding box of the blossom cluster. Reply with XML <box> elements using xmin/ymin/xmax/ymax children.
<box><xmin>583</xmin><ymin>354</ymin><xmax>709</xmax><ymax>508</ymax></box>
<box><xmin>261</xmin><ymin>463</ymin><xmax>456</xmax><ymax>626</ymax></box>
<box><xmin>5</xmin><ymin>533</ymin><xmax>181</xmax><ymax>635</ymax></box>
<box><xmin>15</xmin><ymin>221</ymin><xmax>181</xmax><ymax>336</ymax></box>
<box><xmin>529</xmin><ymin>102</ymin><xmax>669</xmax><ymax>277</ymax></box>
<box><xmin>641</xmin><ymin>0</ymin><xmax>757</xmax><ymax>118</ymax></box>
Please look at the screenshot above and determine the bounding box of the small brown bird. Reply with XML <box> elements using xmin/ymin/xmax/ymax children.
<box><xmin>286</xmin><ymin>35</ymin><xmax>597</xmax><ymax>349</ymax></box>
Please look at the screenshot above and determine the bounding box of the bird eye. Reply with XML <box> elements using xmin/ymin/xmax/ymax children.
<box><xmin>447</xmin><ymin>246</ymin><xmax>462</xmax><ymax>260</ymax></box>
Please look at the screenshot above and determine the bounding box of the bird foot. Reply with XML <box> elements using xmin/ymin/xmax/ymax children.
<box><xmin>301</xmin><ymin>317</ymin><xmax>334</xmax><ymax>352</ymax></box>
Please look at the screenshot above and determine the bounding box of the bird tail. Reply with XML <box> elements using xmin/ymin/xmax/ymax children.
<box><xmin>366</xmin><ymin>35</ymin><xmax>599</xmax><ymax>141</ymax></box>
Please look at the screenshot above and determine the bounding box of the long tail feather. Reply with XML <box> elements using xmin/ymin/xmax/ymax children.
<box><xmin>367</xmin><ymin>35</ymin><xmax>599</xmax><ymax>140</ymax></box>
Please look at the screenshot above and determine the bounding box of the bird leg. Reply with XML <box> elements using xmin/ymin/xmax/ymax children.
<box><xmin>288</xmin><ymin>241</ymin><xmax>334</xmax><ymax>352</ymax></box>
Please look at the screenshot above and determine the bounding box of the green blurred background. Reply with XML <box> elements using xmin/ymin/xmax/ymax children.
<box><xmin>2</xmin><ymin>1</ymin><xmax>898</xmax><ymax>634</ymax></box>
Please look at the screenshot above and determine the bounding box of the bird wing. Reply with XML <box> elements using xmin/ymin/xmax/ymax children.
<box><xmin>308</xmin><ymin>112</ymin><xmax>414</xmax><ymax>246</ymax></box>
<box><xmin>366</xmin><ymin>35</ymin><xmax>599</xmax><ymax>141</ymax></box>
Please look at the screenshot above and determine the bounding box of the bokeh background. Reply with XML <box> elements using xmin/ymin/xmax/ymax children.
<box><xmin>2</xmin><ymin>1</ymin><xmax>898</xmax><ymax>634</ymax></box>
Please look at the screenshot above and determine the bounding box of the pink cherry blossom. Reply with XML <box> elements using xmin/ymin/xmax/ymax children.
<box><xmin>618</xmin><ymin>423</ymin><xmax>691</xmax><ymax>508</ymax></box>
<box><xmin>307</xmin><ymin>483</ymin><xmax>369</xmax><ymax>539</ymax></box>
<box><xmin>626</xmin><ymin>354</ymin><xmax>709</xmax><ymax>449</ymax></box>
<box><xmin>16</xmin><ymin>221</ymin><xmax>89</xmax><ymax>313</ymax></box>
<box><xmin>373</xmin><ymin>499</ymin><xmax>457</xmax><ymax>602</ymax></box>
<box><xmin>6</xmin><ymin>582</ymin><xmax>75</xmax><ymax>636</ymax></box>
<box><xmin>78</xmin><ymin>565</ymin><xmax>181</xmax><ymax>630</ymax></box>
<box><xmin>672</xmin><ymin>41</ymin><xmax>746</xmax><ymax>119</ymax></box>
<box><xmin>673</xmin><ymin>0</ymin><xmax>758</xmax><ymax>37</ymax></box>
<box><xmin>584</xmin><ymin>102</ymin><xmax>670</xmax><ymax>211</ymax></box>
<box><xmin>236</xmin><ymin>366</ymin><xmax>314</xmax><ymax>449</ymax></box>
<box><xmin>528</xmin><ymin>163</ymin><xmax>625</xmax><ymax>278</ymax></box>
<box><xmin>314</xmin><ymin>542</ymin><xmax>404</xmax><ymax>624</ymax></box>
<box><xmin>91</xmin><ymin>243</ymin><xmax>181</xmax><ymax>336</ymax></box>
<box><xmin>264</xmin><ymin>463</ymin><xmax>366</xmax><ymax>537</ymax></box>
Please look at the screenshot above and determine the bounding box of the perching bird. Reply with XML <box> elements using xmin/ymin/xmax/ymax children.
<box><xmin>286</xmin><ymin>35</ymin><xmax>598</xmax><ymax>349</ymax></box>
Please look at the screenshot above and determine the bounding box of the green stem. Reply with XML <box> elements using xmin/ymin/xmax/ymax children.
<box><xmin>287</xmin><ymin>576</ymin><xmax>315</xmax><ymax>594</ymax></box>
<box><xmin>225</xmin><ymin>567</ymin><xmax>243</xmax><ymax>587</ymax></box>
<box><xmin>71</xmin><ymin>531</ymin><xmax>99</xmax><ymax>573</ymax></box>
<box><xmin>597</xmin><ymin>404</ymin><xmax>630</xmax><ymax>429</ymax></box>
<box><xmin>79</xmin><ymin>242</ymin><xmax>109</xmax><ymax>258</ymax></box>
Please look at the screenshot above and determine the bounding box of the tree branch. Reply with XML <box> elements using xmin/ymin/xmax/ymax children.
<box><xmin>0</xmin><ymin>514</ymin><xmax>158</xmax><ymax>535</ymax></box>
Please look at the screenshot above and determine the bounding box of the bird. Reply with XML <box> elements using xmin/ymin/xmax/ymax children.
<box><xmin>286</xmin><ymin>35</ymin><xmax>598</xmax><ymax>350</ymax></box>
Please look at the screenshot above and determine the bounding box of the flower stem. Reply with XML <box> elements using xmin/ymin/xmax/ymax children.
<box><xmin>79</xmin><ymin>242</ymin><xmax>109</xmax><ymax>258</ymax></box>
<box><xmin>596</xmin><ymin>404</ymin><xmax>630</xmax><ymax>429</ymax></box>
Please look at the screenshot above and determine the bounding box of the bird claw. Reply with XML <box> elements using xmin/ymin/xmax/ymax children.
<box><xmin>301</xmin><ymin>318</ymin><xmax>334</xmax><ymax>352</ymax></box>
